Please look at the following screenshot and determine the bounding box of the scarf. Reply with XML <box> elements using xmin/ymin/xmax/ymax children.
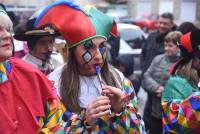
<box><xmin>0</xmin><ymin>60</ymin><xmax>11</xmax><ymax>83</ymax></box>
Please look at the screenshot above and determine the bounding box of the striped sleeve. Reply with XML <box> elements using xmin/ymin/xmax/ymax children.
<box><xmin>38</xmin><ymin>98</ymin><xmax>66</xmax><ymax>134</ymax></box>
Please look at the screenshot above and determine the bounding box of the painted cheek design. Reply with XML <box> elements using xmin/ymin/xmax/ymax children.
<box><xmin>99</xmin><ymin>47</ymin><xmax>105</xmax><ymax>55</ymax></box>
<box><xmin>84</xmin><ymin>40</ymin><xmax>94</xmax><ymax>49</ymax></box>
<box><xmin>99</xmin><ymin>47</ymin><xmax>107</xmax><ymax>62</ymax></box>
<box><xmin>82</xmin><ymin>50</ymin><xmax>92</xmax><ymax>63</ymax></box>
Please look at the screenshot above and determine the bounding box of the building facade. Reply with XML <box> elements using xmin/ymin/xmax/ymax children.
<box><xmin>1</xmin><ymin>0</ymin><xmax>200</xmax><ymax>22</ymax></box>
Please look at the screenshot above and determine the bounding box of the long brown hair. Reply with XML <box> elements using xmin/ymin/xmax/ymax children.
<box><xmin>176</xmin><ymin>58</ymin><xmax>199</xmax><ymax>86</ymax></box>
<box><xmin>60</xmin><ymin>50</ymin><xmax>121</xmax><ymax>112</ymax></box>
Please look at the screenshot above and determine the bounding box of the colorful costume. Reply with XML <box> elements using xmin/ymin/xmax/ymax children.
<box><xmin>63</xmin><ymin>79</ymin><xmax>145</xmax><ymax>133</ymax></box>
<box><xmin>49</xmin><ymin>66</ymin><xmax>146</xmax><ymax>133</ymax></box>
<box><xmin>143</xmin><ymin>54</ymin><xmax>179</xmax><ymax>119</ymax></box>
<box><xmin>0</xmin><ymin>57</ymin><xmax>65</xmax><ymax>134</ymax></box>
<box><xmin>162</xmin><ymin>30</ymin><xmax>200</xmax><ymax>134</ymax></box>
<box><xmin>36</xmin><ymin>0</ymin><xmax>146</xmax><ymax>133</ymax></box>
<box><xmin>162</xmin><ymin>75</ymin><xmax>200</xmax><ymax>134</ymax></box>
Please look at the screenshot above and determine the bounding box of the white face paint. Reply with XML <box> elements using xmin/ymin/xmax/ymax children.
<box><xmin>82</xmin><ymin>51</ymin><xmax>92</xmax><ymax>63</ymax></box>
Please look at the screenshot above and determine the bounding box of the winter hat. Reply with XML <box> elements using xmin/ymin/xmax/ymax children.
<box><xmin>34</xmin><ymin>0</ymin><xmax>118</xmax><ymax>49</ymax></box>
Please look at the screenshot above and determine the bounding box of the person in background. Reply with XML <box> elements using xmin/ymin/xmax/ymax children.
<box><xmin>142</xmin><ymin>31</ymin><xmax>182</xmax><ymax>134</ymax></box>
<box><xmin>162</xmin><ymin>29</ymin><xmax>200</xmax><ymax>134</ymax></box>
<box><xmin>36</xmin><ymin>1</ymin><xmax>146</xmax><ymax>133</ymax></box>
<box><xmin>13</xmin><ymin>23</ymin><xmax>29</xmax><ymax>58</ymax></box>
<box><xmin>14</xmin><ymin>18</ymin><xmax>63</xmax><ymax>75</ymax></box>
<box><xmin>141</xmin><ymin>12</ymin><xmax>176</xmax><ymax>75</ymax></box>
<box><xmin>140</xmin><ymin>12</ymin><xmax>176</xmax><ymax>131</ymax></box>
<box><xmin>115</xmin><ymin>54</ymin><xmax>141</xmax><ymax>94</ymax></box>
<box><xmin>0</xmin><ymin>5</ymin><xmax>65</xmax><ymax>133</ymax></box>
<box><xmin>177</xmin><ymin>21</ymin><xmax>198</xmax><ymax>34</ymax></box>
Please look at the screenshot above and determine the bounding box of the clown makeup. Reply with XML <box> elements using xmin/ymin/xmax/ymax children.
<box><xmin>99</xmin><ymin>43</ymin><xmax>106</xmax><ymax>64</ymax></box>
<box><xmin>82</xmin><ymin>50</ymin><xmax>92</xmax><ymax>63</ymax></box>
<box><xmin>82</xmin><ymin>39</ymin><xmax>107</xmax><ymax>64</ymax></box>
<box><xmin>74</xmin><ymin>37</ymin><xmax>107</xmax><ymax>76</ymax></box>
<box><xmin>84</xmin><ymin>40</ymin><xmax>94</xmax><ymax>49</ymax></box>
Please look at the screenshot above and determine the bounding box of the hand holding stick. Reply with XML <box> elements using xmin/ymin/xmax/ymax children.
<box><xmin>95</xmin><ymin>65</ymin><xmax>111</xmax><ymax>115</ymax></box>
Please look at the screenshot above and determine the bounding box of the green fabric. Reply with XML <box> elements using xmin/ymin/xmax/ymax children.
<box><xmin>162</xmin><ymin>75</ymin><xmax>199</xmax><ymax>101</ymax></box>
<box><xmin>0</xmin><ymin>6</ymin><xmax>7</xmax><ymax>15</ymax></box>
<box><xmin>84</xmin><ymin>5</ymin><xmax>114</xmax><ymax>39</ymax></box>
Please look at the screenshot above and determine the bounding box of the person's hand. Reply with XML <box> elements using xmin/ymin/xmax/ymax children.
<box><xmin>85</xmin><ymin>96</ymin><xmax>111</xmax><ymax>125</ymax></box>
<box><xmin>155</xmin><ymin>86</ymin><xmax>164</xmax><ymax>97</ymax></box>
<box><xmin>102</xmin><ymin>85</ymin><xmax>126</xmax><ymax>113</ymax></box>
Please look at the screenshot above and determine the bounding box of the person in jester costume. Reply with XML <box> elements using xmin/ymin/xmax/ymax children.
<box><xmin>14</xmin><ymin>18</ymin><xmax>62</xmax><ymax>75</ymax></box>
<box><xmin>162</xmin><ymin>29</ymin><xmax>200</xmax><ymax>134</ymax></box>
<box><xmin>0</xmin><ymin>5</ymin><xmax>65</xmax><ymax>134</ymax></box>
<box><xmin>36</xmin><ymin>0</ymin><xmax>146</xmax><ymax>133</ymax></box>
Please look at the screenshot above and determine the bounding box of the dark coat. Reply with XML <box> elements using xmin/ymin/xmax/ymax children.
<box><xmin>141</xmin><ymin>30</ymin><xmax>166</xmax><ymax>76</ymax></box>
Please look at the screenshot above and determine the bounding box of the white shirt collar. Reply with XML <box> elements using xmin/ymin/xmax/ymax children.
<box><xmin>79</xmin><ymin>75</ymin><xmax>103</xmax><ymax>108</ymax></box>
<box><xmin>23</xmin><ymin>53</ymin><xmax>44</xmax><ymax>68</ymax></box>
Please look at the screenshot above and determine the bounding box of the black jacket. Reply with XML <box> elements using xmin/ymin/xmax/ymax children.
<box><xmin>141</xmin><ymin>30</ymin><xmax>166</xmax><ymax>76</ymax></box>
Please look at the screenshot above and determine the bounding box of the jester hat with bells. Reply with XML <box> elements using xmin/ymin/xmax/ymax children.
<box><xmin>34</xmin><ymin>0</ymin><xmax>118</xmax><ymax>50</ymax></box>
<box><xmin>171</xmin><ymin>29</ymin><xmax>200</xmax><ymax>75</ymax></box>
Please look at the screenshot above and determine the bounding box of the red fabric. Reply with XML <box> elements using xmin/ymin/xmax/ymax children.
<box><xmin>0</xmin><ymin>57</ymin><xmax>57</xmax><ymax>134</ymax></box>
<box><xmin>180</xmin><ymin>32</ymin><xmax>193</xmax><ymax>53</ymax></box>
<box><xmin>36</xmin><ymin>5</ymin><xmax>96</xmax><ymax>46</ymax></box>
<box><xmin>169</xmin><ymin>58</ymin><xmax>182</xmax><ymax>75</ymax></box>
<box><xmin>110</xmin><ymin>21</ymin><xmax>119</xmax><ymax>37</ymax></box>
